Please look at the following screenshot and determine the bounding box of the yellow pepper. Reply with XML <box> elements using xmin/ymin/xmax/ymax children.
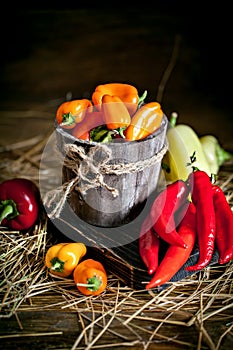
<box><xmin>73</xmin><ymin>258</ymin><xmax>108</xmax><ymax>296</ymax></box>
<box><xmin>162</xmin><ymin>112</ymin><xmax>211</xmax><ymax>183</ymax></box>
<box><xmin>102</xmin><ymin>94</ymin><xmax>131</xmax><ymax>130</ymax></box>
<box><xmin>56</xmin><ymin>99</ymin><xmax>92</xmax><ymax>129</ymax></box>
<box><xmin>125</xmin><ymin>101</ymin><xmax>163</xmax><ymax>141</ymax></box>
<box><xmin>45</xmin><ymin>242</ymin><xmax>87</xmax><ymax>277</ymax></box>
<box><xmin>92</xmin><ymin>82</ymin><xmax>139</xmax><ymax>116</ymax></box>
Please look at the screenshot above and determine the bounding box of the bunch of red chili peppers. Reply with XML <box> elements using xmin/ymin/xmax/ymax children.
<box><xmin>139</xmin><ymin>169</ymin><xmax>233</xmax><ymax>290</ymax></box>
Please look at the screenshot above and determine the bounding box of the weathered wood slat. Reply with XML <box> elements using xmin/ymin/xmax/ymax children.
<box><xmin>56</xmin><ymin>115</ymin><xmax>168</xmax><ymax>227</ymax></box>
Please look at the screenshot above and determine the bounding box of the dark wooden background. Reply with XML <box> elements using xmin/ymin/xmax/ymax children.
<box><xmin>0</xmin><ymin>3</ymin><xmax>232</xmax><ymax>149</ymax></box>
<box><xmin>0</xmin><ymin>3</ymin><xmax>232</xmax><ymax>350</ymax></box>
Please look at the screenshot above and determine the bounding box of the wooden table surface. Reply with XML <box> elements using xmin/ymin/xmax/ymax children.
<box><xmin>0</xmin><ymin>5</ymin><xmax>232</xmax><ymax>350</ymax></box>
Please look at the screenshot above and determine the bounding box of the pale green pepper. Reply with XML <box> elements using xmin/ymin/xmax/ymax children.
<box><xmin>199</xmin><ymin>135</ymin><xmax>233</xmax><ymax>174</ymax></box>
<box><xmin>162</xmin><ymin>112</ymin><xmax>211</xmax><ymax>183</ymax></box>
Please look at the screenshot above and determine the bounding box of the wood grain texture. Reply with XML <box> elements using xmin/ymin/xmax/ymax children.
<box><xmin>55</xmin><ymin>116</ymin><xmax>168</xmax><ymax>228</ymax></box>
<box><xmin>50</xmin><ymin>207</ymin><xmax>219</xmax><ymax>291</ymax></box>
<box><xmin>0</xmin><ymin>7</ymin><xmax>232</xmax><ymax>350</ymax></box>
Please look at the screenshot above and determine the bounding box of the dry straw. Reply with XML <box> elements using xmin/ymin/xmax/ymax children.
<box><xmin>1</xmin><ymin>34</ymin><xmax>232</xmax><ymax>348</ymax></box>
<box><xmin>0</xmin><ymin>131</ymin><xmax>232</xmax><ymax>350</ymax></box>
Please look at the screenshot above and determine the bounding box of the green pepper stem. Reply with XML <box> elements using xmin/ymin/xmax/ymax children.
<box><xmin>76</xmin><ymin>276</ymin><xmax>102</xmax><ymax>292</ymax></box>
<box><xmin>170</xmin><ymin>112</ymin><xmax>178</xmax><ymax>127</ymax></box>
<box><xmin>138</xmin><ymin>90</ymin><xmax>147</xmax><ymax>107</ymax></box>
<box><xmin>60</xmin><ymin>112</ymin><xmax>75</xmax><ymax>127</ymax></box>
<box><xmin>50</xmin><ymin>257</ymin><xmax>65</xmax><ymax>272</ymax></box>
<box><xmin>0</xmin><ymin>204</ymin><xmax>13</xmax><ymax>224</ymax></box>
<box><xmin>0</xmin><ymin>199</ymin><xmax>19</xmax><ymax>224</ymax></box>
<box><xmin>216</xmin><ymin>144</ymin><xmax>233</xmax><ymax>166</ymax></box>
<box><xmin>87</xmin><ymin>276</ymin><xmax>102</xmax><ymax>291</ymax></box>
<box><xmin>117</xmin><ymin>127</ymin><xmax>126</xmax><ymax>138</ymax></box>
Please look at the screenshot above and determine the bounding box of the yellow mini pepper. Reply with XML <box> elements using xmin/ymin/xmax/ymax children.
<box><xmin>56</xmin><ymin>99</ymin><xmax>92</xmax><ymax>129</ymax></box>
<box><xmin>125</xmin><ymin>101</ymin><xmax>163</xmax><ymax>141</ymax></box>
<box><xmin>102</xmin><ymin>94</ymin><xmax>131</xmax><ymax>130</ymax></box>
<box><xmin>45</xmin><ymin>242</ymin><xmax>87</xmax><ymax>277</ymax></box>
<box><xmin>73</xmin><ymin>258</ymin><xmax>107</xmax><ymax>296</ymax></box>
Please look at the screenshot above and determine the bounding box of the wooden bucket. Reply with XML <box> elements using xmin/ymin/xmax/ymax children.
<box><xmin>55</xmin><ymin>115</ymin><xmax>168</xmax><ymax>228</ymax></box>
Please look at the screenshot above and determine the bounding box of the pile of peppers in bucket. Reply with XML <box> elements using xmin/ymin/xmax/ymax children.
<box><xmin>55</xmin><ymin>82</ymin><xmax>164</xmax><ymax>142</ymax></box>
<box><xmin>139</xmin><ymin>168</ymin><xmax>233</xmax><ymax>290</ymax></box>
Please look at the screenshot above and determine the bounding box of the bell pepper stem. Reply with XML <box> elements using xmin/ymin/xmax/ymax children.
<box><xmin>60</xmin><ymin>112</ymin><xmax>75</xmax><ymax>127</ymax></box>
<box><xmin>50</xmin><ymin>257</ymin><xmax>65</xmax><ymax>272</ymax></box>
<box><xmin>76</xmin><ymin>276</ymin><xmax>102</xmax><ymax>292</ymax></box>
<box><xmin>0</xmin><ymin>204</ymin><xmax>14</xmax><ymax>224</ymax></box>
<box><xmin>117</xmin><ymin>127</ymin><xmax>126</xmax><ymax>138</ymax></box>
<box><xmin>216</xmin><ymin>144</ymin><xmax>233</xmax><ymax>166</ymax></box>
<box><xmin>0</xmin><ymin>199</ymin><xmax>19</xmax><ymax>224</ymax></box>
<box><xmin>138</xmin><ymin>90</ymin><xmax>147</xmax><ymax>107</ymax></box>
<box><xmin>169</xmin><ymin>112</ymin><xmax>178</xmax><ymax>127</ymax></box>
<box><xmin>51</xmin><ymin>262</ymin><xmax>62</xmax><ymax>271</ymax></box>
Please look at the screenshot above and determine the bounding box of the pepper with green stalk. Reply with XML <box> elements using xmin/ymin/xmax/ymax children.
<box><xmin>162</xmin><ymin>112</ymin><xmax>233</xmax><ymax>183</ymax></box>
<box><xmin>0</xmin><ymin>178</ymin><xmax>40</xmax><ymax>230</ymax></box>
<box><xmin>199</xmin><ymin>134</ymin><xmax>233</xmax><ymax>174</ymax></box>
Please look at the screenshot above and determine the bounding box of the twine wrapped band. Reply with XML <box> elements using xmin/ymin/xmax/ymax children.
<box><xmin>44</xmin><ymin>140</ymin><xmax>168</xmax><ymax>219</ymax></box>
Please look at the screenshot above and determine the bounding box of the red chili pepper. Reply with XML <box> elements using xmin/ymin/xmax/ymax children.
<box><xmin>212</xmin><ymin>184</ymin><xmax>233</xmax><ymax>264</ymax></box>
<box><xmin>146</xmin><ymin>201</ymin><xmax>196</xmax><ymax>289</ymax></box>
<box><xmin>139</xmin><ymin>214</ymin><xmax>160</xmax><ymax>275</ymax></box>
<box><xmin>185</xmin><ymin>170</ymin><xmax>216</xmax><ymax>271</ymax></box>
<box><xmin>0</xmin><ymin>178</ymin><xmax>40</xmax><ymax>230</ymax></box>
<box><xmin>150</xmin><ymin>180</ymin><xmax>189</xmax><ymax>248</ymax></box>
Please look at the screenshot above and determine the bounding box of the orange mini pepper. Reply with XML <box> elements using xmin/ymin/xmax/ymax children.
<box><xmin>72</xmin><ymin>110</ymin><xmax>104</xmax><ymax>141</ymax></box>
<box><xmin>73</xmin><ymin>258</ymin><xmax>107</xmax><ymax>296</ymax></box>
<box><xmin>102</xmin><ymin>94</ymin><xmax>131</xmax><ymax>130</ymax></box>
<box><xmin>45</xmin><ymin>242</ymin><xmax>87</xmax><ymax>277</ymax></box>
<box><xmin>125</xmin><ymin>101</ymin><xmax>163</xmax><ymax>141</ymax></box>
<box><xmin>56</xmin><ymin>99</ymin><xmax>92</xmax><ymax>129</ymax></box>
<box><xmin>92</xmin><ymin>82</ymin><xmax>139</xmax><ymax>116</ymax></box>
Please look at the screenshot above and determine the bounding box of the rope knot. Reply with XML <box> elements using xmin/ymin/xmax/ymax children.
<box><xmin>43</xmin><ymin>140</ymin><xmax>168</xmax><ymax>219</ymax></box>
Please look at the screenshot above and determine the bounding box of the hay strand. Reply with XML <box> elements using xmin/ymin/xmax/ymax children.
<box><xmin>0</xmin><ymin>132</ymin><xmax>233</xmax><ymax>349</ymax></box>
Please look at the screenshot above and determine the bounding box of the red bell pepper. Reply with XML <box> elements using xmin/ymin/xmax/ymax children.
<box><xmin>0</xmin><ymin>178</ymin><xmax>40</xmax><ymax>230</ymax></box>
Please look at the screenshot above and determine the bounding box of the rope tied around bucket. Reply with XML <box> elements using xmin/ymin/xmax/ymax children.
<box><xmin>43</xmin><ymin>140</ymin><xmax>168</xmax><ymax>219</ymax></box>
<box><xmin>63</xmin><ymin>143</ymin><xmax>119</xmax><ymax>197</ymax></box>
